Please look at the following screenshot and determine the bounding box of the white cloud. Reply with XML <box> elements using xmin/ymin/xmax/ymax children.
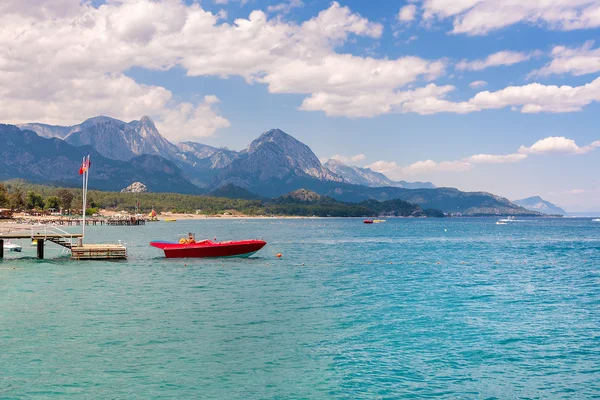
<box><xmin>419</xmin><ymin>0</ymin><xmax>600</xmax><ymax>36</ymax></box>
<box><xmin>366</xmin><ymin>135</ymin><xmax>598</xmax><ymax>179</ymax></box>
<box><xmin>531</xmin><ymin>41</ymin><xmax>600</xmax><ymax>77</ymax></box>
<box><xmin>398</xmin><ymin>4</ymin><xmax>417</xmax><ymax>22</ymax></box>
<box><xmin>468</xmin><ymin>78</ymin><xmax>600</xmax><ymax>114</ymax></box>
<box><xmin>0</xmin><ymin>0</ymin><xmax>455</xmax><ymax>124</ymax></box>
<box><xmin>456</xmin><ymin>50</ymin><xmax>535</xmax><ymax>71</ymax></box>
<box><xmin>518</xmin><ymin>137</ymin><xmax>600</xmax><ymax>155</ymax></box>
<box><xmin>403</xmin><ymin>159</ymin><xmax>473</xmax><ymax>174</ymax></box>
<box><xmin>329</xmin><ymin>154</ymin><xmax>366</xmax><ymax>164</ymax></box>
<box><xmin>469</xmin><ymin>80</ymin><xmax>487</xmax><ymax>89</ymax></box>
<box><xmin>156</xmin><ymin>96</ymin><xmax>231</xmax><ymax>142</ymax></box>
<box><xmin>2</xmin><ymin>0</ymin><xmax>600</xmax><ymax>128</ymax></box>
<box><xmin>466</xmin><ymin>153</ymin><xmax>527</xmax><ymax>163</ymax></box>
<box><xmin>267</xmin><ymin>0</ymin><xmax>304</xmax><ymax>15</ymax></box>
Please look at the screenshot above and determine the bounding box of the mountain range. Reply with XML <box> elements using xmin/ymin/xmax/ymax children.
<box><xmin>324</xmin><ymin>159</ymin><xmax>435</xmax><ymax>189</ymax></box>
<box><xmin>2</xmin><ymin>116</ymin><xmax>543</xmax><ymax>215</ymax></box>
<box><xmin>513</xmin><ymin>196</ymin><xmax>566</xmax><ymax>215</ymax></box>
<box><xmin>0</xmin><ymin>124</ymin><xmax>199</xmax><ymax>194</ymax></box>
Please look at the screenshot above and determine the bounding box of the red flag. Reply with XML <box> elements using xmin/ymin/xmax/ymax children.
<box><xmin>79</xmin><ymin>156</ymin><xmax>91</xmax><ymax>175</ymax></box>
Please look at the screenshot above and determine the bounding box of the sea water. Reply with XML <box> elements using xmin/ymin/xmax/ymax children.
<box><xmin>1</xmin><ymin>218</ymin><xmax>599</xmax><ymax>398</ymax></box>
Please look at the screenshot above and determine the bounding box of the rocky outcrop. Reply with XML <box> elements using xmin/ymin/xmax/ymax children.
<box><xmin>121</xmin><ymin>182</ymin><xmax>148</xmax><ymax>193</ymax></box>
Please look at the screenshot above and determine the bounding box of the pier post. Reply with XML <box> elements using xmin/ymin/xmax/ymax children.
<box><xmin>37</xmin><ymin>239</ymin><xmax>44</xmax><ymax>259</ymax></box>
<box><xmin>0</xmin><ymin>239</ymin><xmax>3</xmax><ymax>259</ymax></box>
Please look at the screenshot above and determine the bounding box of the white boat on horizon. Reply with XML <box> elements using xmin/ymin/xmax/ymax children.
<box><xmin>593</xmin><ymin>219</ymin><xmax>600</xmax><ymax>222</ymax></box>
<box><xmin>498</xmin><ymin>216</ymin><xmax>516</xmax><ymax>222</ymax></box>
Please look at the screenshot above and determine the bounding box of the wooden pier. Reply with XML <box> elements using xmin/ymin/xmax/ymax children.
<box><xmin>0</xmin><ymin>228</ymin><xmax>127</xmax><ymax>260</ymax></box>
<box><xmin>71</xmin><ymin>244</ymin><xmax>127</xmax><ymax>260</ymax></box>
<box><xmin>15</xmin><ymin>218</ymin><xmax>146</xmax><ymax>226</ymax></box>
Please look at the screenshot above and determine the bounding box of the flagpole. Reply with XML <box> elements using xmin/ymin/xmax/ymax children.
<box><xmin>83</xmin><ymin>155</ymin><xmax>90</xmax><ymax>240</ymax></box>
<box><xmin>82</xmin><ymin>156</ymin><xmax>86</xmax><ymax>240</ymax></box>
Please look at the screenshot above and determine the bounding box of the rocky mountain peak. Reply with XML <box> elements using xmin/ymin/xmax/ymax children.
<box><xmin>121</xmin><ymin>182</ymin><xmax>148</xmax><ymax>193</ymax></box>
<box><xmin>248</xmin><ymin>128</ymin><xmax>299</xmax><ymax>154</ymax></box>
<box><xmin>80</xmin><ymin>116</ymin><xmax>121</xmax><ymax>128</ymax></box>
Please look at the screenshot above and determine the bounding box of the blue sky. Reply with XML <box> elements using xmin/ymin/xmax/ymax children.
<box><xmin>2</xmin><ymin>0</ymin><xmax>600</xmax><ymax>210</ymax></box>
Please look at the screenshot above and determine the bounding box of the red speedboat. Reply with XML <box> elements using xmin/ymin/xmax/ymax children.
<box><xmin>150</xmin><ymin>236</ymin><xmax>267</xmax><ymax>259</ymax></box>
<box><xmin>364</xmin><ymin>219</ymin><xmax>374</xmax><ymax>224</ymax></box>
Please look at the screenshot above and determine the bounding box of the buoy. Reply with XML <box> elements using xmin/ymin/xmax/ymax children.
<box><xmin>276</xmin><ymin>253</ymin><xmax>282</xmax><ymax>258</ymax></box>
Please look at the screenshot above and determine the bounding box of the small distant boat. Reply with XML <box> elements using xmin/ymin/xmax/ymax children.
<box><xmin>148</xmin><ymin>209</ymin><xmax>159</xmax><ymax>222</ymax></box>
<box><xmin>496</xmin><ymin>221</ymin><xmax>507</xmax><ymax>225</ymax></box>
<box><xmin>373</xmin><ymin>219</ymin><xmax>386</xmax><ymax>223</ymax></box>
<box><xmin>164</xmin><ymin>218</ymin><xmax>177</xmax><ymax>222</ymax></box>
<box><xmin>3</xmin><ymin>240</ymin><xmax>22</xmax><ymax>252</ymax></box>
<box><xmin>150</xmin><ymin>234</ymin><xmax>266</xmax><ymax>258</ymax></box>
<box><xmin>593</xmin><ymin>219</ymin><xmax>600</xmax><ymax>222</ymax></box>
<box><xmin>364</xmin><ymin>219</ymin><xmax>374</xmax><ymax>224</ymax></box>
<box><xmin>498</xmin><ymin>216</ymin><xmax>516</xmax><ymax>222</ymax></box>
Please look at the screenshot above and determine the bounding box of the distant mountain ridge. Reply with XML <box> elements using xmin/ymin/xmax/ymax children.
<box><xmin>324</xmin><ymin>159</ymin><xmax>435</xmax><ymax>189</ymax></box>
<box><xmin>0</xmin><ymin>124</ymin><xmax>199</xmax><ymax>193</ymax></box>
<box><xmin>513</xmin><ymin>196</ymin><xmax>566</xmax><ymax>215</ymax></box>
<box><xmin>21</xmin><ymin>116</ymin><xmax>180</xmax><ymax>162</ymax></box>
<box><xmin>5</xmin><ymin>116</ymin><xmax>539</xmax><ymax>216</ymax></box>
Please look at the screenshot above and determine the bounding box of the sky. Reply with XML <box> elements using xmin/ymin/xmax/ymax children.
<box><xmin>1</xmin><ymin>0</ymin><xmax>600</xmax><ymax>211</ymax></box>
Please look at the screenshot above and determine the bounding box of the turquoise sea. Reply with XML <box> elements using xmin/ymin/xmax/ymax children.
<box><xmin>1</xmin><ymin>218</ymin><xmax>599</xmax><ymax>398</ymax></box>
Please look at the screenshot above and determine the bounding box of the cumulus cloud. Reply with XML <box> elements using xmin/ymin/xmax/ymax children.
<box><xmin>366</xmin><ymin>135</ymin><xmax>598</xmax><ymax>179</ymax></box>
<box><xmin>419</xmin><ymin>0</ymin><xmax>600</xmax><ymax>35</ymax></box>
<box><xmin>302</xmin><ymin>72</ymin><xmax>600</xmax><ymax>117</ymax></box>
<box><xmin>518</xmin><ymin>137</ymin><xmax>600</xmax><ymax>155</ymax></box>
<box><xmin>156</xmin><ymin>96</ymin><xmax>231</xmax><ymax>142</ymax></box>
<box><xmin>3</xmin><ymin>0</ymin><xmax>600</xmax><ymax>130</ymax></box>
<box><xmin>531</xmin><ymin>41</ymin><xmax>600</xmax><ymax>77</ymax></box>
<box><xmin>398</xmin><ymin>4</ymin><xmax>417</xmax><ymax>22</ymax></box>
<box><xmin>469</xmin><ymin>80</ymin><xmax>487</xmax><ymax>89</ymax></box>
<box><xmin>457</xmin><ymin>51</ymin><xmax>536</xmax><ymax>71</ymax></box>
<box><xmin>1</xmin><ymin>0</ymin><xmax>456</xmax><ymax>125</ymax></box>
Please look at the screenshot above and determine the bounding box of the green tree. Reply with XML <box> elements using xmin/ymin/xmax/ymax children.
<box><xmin>45</xmin><ymin>196</ymin><xmax>60</xmax><ymax>211</ymax></box>
<box><xmin>0</xmin><ymin>183</ymin><xmax>8</xmax><ymax>207</ymax></box>
<box><xmin>56</xmin><ymin>189</ymin><xmax>74</xmax><ymax>211</ymax></box>
<box><xmin>25</xmin><ymin>191</ymin><xmax>44</xmax><ymax>210</ymax></box>
<box><xmin>10</xmin><ymin>189</ymin><xmax>24</xmax><ymax>210</ymax></box>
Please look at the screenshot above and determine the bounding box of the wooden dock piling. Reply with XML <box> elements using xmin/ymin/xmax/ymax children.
<box><xmin>37</xmin><ymin>239</ymin><xmax>44</xmax><ymax>259</ymax></box>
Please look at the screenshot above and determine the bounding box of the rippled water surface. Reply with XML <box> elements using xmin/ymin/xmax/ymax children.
<box><xmin>1</xmin><ymin>218</ymin><xmax>599</xmax><ymax>398</ymax></box>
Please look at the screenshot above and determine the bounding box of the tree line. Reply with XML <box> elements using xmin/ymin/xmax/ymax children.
<box><xmin>0</xmin><ymin>183</ymin><xmax>74</xmax><ymax>212</ymax></box>
<box><xmin>0</xmin><ymin>180</ymin><xmax>445</xmax><ymax>218</ymax></box>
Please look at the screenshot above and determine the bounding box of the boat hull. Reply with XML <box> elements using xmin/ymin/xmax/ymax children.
<box><xmin>150</xmin><ymin>239</ymin><xmax>266</xmax><ymax>259</ymax></box>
